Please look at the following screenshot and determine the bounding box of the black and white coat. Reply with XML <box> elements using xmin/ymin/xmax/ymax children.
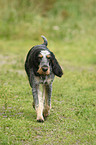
<box><xmin>25</xmin><ymin>36</ymin><xmax>63</xmax><ymax>122</ymax></box>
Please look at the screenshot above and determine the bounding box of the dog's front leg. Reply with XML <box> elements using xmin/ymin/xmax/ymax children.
<box><xmin>32</xmin><ymin>84</ymin><xmax>44</xmax><ymax>122</ymax></box>
<box><xmin>43</xmin><ymin>83</ymin><xmax>52</xmax><ymax>118</ymax></box>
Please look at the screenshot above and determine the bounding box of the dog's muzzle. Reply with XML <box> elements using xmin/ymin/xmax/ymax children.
<box><xmin>42</xmin><ymin>65</ymin><xmax>48</xmax><ymax>72</ymax></box>
<box><xmin>37</xmin><ymin>65</ymin><xmax>50</xmax><ymax>75</ymax></box>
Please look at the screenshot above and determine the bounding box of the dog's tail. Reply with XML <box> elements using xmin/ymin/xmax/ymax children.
<box><xmin>41</xmin><ymin>35</ymin><xmax>48</xmax><ymax>46</ymax></box>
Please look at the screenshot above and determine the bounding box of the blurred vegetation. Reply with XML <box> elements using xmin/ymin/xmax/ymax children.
<box><xmin>0</xmin><ymin>1</ymin><xmax>96</xmax><ymax>144</ymax></box>
<box><xmin>0</xmin><ymin>0</ymin><xmax>96</xmax><ymax>41</ymax></box>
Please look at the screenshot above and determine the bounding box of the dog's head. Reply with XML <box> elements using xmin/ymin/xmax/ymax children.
<box><xmin>37</xmin><ymin>50</ymin><xmax>51</xmax><ymax>75</ymax></box>
<box><xmin>28</xmin><ymin>36</ymin><xmax>63</xmax><ymax>77</ymax></box>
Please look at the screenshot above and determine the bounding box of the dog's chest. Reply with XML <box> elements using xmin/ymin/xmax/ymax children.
<box><xmin>35</xmin><ymin>75</ymin><xmax>54</xmax><ymax>85</ymax></box>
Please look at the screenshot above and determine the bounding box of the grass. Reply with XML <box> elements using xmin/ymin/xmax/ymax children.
<box><xmin>0</xmin><ymin>38</ymin><xmax>96</xmax><ymax>145</ymax></box>
<box><xmin>0</xmin><ymin>0</ymin><xmax>96</xmax><ymax>144</ymax></box>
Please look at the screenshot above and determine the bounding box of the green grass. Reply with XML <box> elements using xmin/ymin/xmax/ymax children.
<box><xmin>0</xmin><ymin>0</ymin><xmax>96</xmax><ymax>144</ymax></box>
<box><xmin>0</xmin><ymin>39</ymin><xmax>96</xmax><ymax>145</ymax></box>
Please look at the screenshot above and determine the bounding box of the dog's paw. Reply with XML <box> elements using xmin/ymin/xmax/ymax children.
<box><xmin>37</xmin><ymin>119</ymin><xmax>44</xmax><ymax>123</ymax></box>
<box><xmin>43</xmin><ymin>110</ymin><xmax>49</xmax><ymax>118</ymax></box>
<box><xmin>37</xmin><ymin>116</ymin><xmax>44</xmax><ymax>123</ymax></box>
<box><xmin>43</xmin><ymin>106</ymin><xmax>50</xmax><ymax>118</ymax></box>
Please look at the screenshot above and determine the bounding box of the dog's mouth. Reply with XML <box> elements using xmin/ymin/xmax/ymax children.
<box><xmin>37</xmin><ymin>66</ymin><xmax>50</xmax><ymax>75</ymax></box>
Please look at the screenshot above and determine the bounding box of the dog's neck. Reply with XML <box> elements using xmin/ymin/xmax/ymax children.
<box><xmin>40</xmin><ymin>75</ymin><xmax>48</xmax><ymax>84</ymax></box>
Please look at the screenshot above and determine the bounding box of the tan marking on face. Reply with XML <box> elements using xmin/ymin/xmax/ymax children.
<box><xmin>46</xmin><ymin>54</ymin><xmax>51</xmax><ymax>59</ymax></box>
<box><xmin>37</xmin><ymin>66</ymin><xmax>50</xmax><ymax>75</ymax></box>
<box><xmin>38</xmin><ymin>54</ymin><xmax>43</xmax><ymax>58</ymax></box>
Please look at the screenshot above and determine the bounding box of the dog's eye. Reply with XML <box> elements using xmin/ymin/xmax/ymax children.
<box><xmin>38</xmin><ymin>54</ymin><xmax>43</xmax><ymax>59</ymax></box>
<box><xmin>46</xmin><ymin>55</ymin><xmax>51</xmax><ymax>59</ymax></box>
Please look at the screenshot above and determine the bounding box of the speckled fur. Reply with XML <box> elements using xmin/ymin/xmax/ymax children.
<box><xmin>25</xmin><ymin>36</ymin><xmax>63</xmax><ymax>122</ymax></box>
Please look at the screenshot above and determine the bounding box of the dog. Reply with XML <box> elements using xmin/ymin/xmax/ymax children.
<box><xmin>25</xmin><ymin>36</ymin><xmax>63</xmax><ymax>122</ymax></box>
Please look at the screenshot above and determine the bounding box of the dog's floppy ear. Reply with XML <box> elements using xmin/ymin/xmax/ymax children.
<box><xmin>50</xmin><ymin>52</ymin><xmax>63</xmax><ymax>77</ymax></box>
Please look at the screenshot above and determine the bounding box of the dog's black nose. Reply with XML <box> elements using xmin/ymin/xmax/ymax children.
<box><xmin>42</xmin><ymin>66</ymin><xmax>48</xmax><ymax>72</ymax></box>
